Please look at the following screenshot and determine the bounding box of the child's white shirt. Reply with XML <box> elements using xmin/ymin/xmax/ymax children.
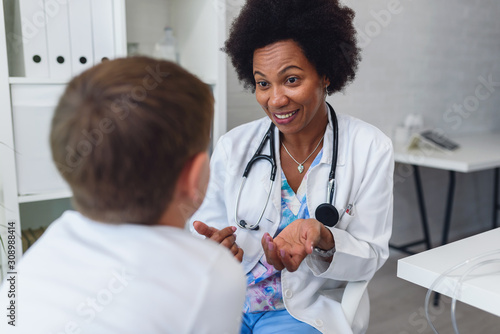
<box><xmin>0</xmin><ymin>210</ymin><xmax>246</xmax><ymax>334</ymax></box>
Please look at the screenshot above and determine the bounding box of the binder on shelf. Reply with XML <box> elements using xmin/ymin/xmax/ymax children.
<box><xmin>67</xmin><ymin>0</ymin><xmax>94</xmax><ymax>76</ymax></box>
<box><xmin>45</xmin><ymin>0</ymin><xmax>72</xmax><ymax>79</ymax></box>
<box><xmin>90</xmin><ymin>0</ymin><xmax>116</xmax><ymax>64</ymax></box>
<box><xmin>19</xmin><ymin>0</ymin><xmax>50</xmax><ymax>77</ymax></box>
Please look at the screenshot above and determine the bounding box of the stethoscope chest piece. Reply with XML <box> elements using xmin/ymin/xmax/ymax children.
<box><xmin>315</xmin><ymin>203</ymin><xmax>339</xmax><ymax>227</ymax></box>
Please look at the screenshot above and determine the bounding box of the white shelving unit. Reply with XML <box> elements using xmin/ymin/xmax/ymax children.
<box><xmin>0</xmin><ymin>0</ymin><xmax>229</xmax><ymax>279</ymax></box>
<box><xmin>124</xmin><ymin>0</ymin><xmax>228</xmax><ymax>143</ymax></box>
<box><xmin>0</xmin><ymin>0</ymin><xmax>127</xmax><ymax>280</ymax></box>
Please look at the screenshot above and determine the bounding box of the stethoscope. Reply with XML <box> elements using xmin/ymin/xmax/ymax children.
<box><xmin>235</xmin><ymin>102</ymin><xmax>339</xmax><ymax>230</ymax></box>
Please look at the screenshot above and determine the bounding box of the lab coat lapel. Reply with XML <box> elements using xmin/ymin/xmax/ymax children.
<box><xmin>309</xmin><ymin>105</ymin><xmax>346</xmax><ymax>211</ymax></box>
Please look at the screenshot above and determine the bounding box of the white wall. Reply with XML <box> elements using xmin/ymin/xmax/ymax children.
<box><xmin>334</xmin><ymin>0</ymin><xmax>500</xmax><ymax>136</ymax></box>
<box><xmin>225</xmin><ymin>0</ymin><xmax>260</xmax><ymax>128</ymax></box>
<box><xmin>225</xmin><ymin>0</ymin><xmax>500</xmax><ymax>246</ymax></box>
<box><xmin>125</xmin><ymin>0</ymin><xmax>171</xmax><ymax>56</ymax></box>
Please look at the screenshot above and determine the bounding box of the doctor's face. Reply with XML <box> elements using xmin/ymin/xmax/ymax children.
<box><xmin>253</xmin><ymin>40</ymin><xmax>329</xmax><ymax>136</ymax></box>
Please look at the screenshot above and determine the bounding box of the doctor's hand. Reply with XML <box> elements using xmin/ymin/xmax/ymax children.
<box><xmin>193</xmin><ymin>221</ymin><xmax>244</xmax><ymax>262</ymax></box>
<box><xmin>261</xmin><ymin>219</ymin><xmax>335</xmax><ymax>272</ymax></box>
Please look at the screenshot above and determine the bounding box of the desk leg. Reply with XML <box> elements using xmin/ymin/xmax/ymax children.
<box><xmin>413</xmin><ymin>165</ymin><xmax>432</xmax><ymax>250</ymax></box>
<box><xmin>389</xmin><ymin>165</ymin><xmax>432</xmax><ymax>254</ymax></box>
<box><xmin>493</xmin><ymin>168</ymin><xmax>499</xmax><ymax>229</ymax></box>
<box><xmin>434</xmin><ymin>170</ymin><xmax>456</xmax><ymax>306</ymax></box>
<box><xmin>441</xmin><ymin>171</ymin><xmax>456</xmax><ymax>245</ymax></box>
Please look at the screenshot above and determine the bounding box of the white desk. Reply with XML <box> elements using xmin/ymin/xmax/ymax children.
<box><xmin>397</xmin><ymin>228</ymin><xmax>500</xmax><ymax>317</ymax></box>
<box><xmin>391</xmin><ymin>132</ymin><xmax>500</xmax><ymax>254</ymax></box>
<box><xmin>394</xmin><ymin>132</ymin><xmax>500</xmax><ymax>173</ymax></box>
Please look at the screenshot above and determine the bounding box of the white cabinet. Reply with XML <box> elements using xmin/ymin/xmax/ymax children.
<box><xmin>0</xmin><ymin>0</ymin><xmax>229</xmax><ymax>279</ymax></box>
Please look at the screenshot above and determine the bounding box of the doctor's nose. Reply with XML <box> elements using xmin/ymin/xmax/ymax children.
<box><xmin>268</xmin><ymin>88</ymin><xmax>289</xmax><ymax>109</ymax></box>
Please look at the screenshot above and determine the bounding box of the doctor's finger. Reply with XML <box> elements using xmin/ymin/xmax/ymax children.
<box><xmin>212</xmin><ymin>226</ymin><xmax>237</xmax><ymax>244</ymax></box>
<box><xmin>234</xmin><ymin>247</ymin><xmax>244</xmax><ymax>262</ymax></box>
<box><xmin>193</xmin><ymin>220</ymin><xmax>218</xmax><ymax>238</ymax></box>
<box><xmin>268</xmin><ymin>251</ymin><xmax>285</xmax><ymax>271</ymax></box>
<box><xmin>280</xmin><ymin>251</ymin><xmax>303</xmax><ymax>273</ymax></box>
<box><xmin>262</xmin><ymin>235</ymin><xmax>284</xmax><ymax>270</ymax></box>
<box><xmin>229</xmin><ymin>243</ymin><xmax>239</xmax><ymax>255</ymax></box>
<box><xmin>260</xmin><ymin>233</ymin><xmax>272</xmax><ymax>255</ymax></box>
<box><xmin>220</xmin><ymin>234</ymin><xmax>237</xmax><ymax>249</ymax></box>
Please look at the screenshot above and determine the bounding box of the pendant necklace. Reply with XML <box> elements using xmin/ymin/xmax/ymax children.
<box><xmin>281</xmin><ymin>135</ymin><xmax>324</xmax><ymax>173</ymax></box>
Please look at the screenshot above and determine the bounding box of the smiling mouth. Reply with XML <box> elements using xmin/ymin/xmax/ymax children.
<box><xmin>275</xmin><ymin>110</ymin><xmax>298</xmax><ymax>119</ymax></box>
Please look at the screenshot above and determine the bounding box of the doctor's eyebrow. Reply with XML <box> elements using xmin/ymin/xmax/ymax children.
<box><xmin>253</xmin><ymin>70</ymin><xmax>266</xmax><ymax>78</ymax></box>
<box><xmin>253</xmin><ymin>66</ymin><xmax>304</xmax><ymax>78</ymax></box>
<box><xmin>278</xmin><ymin>65</ymin><xmax>303</xmax><ymax>75</ymax></box>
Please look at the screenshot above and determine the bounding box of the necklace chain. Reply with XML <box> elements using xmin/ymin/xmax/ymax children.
<box><xmin>282</xmin><ymin>135</ymin><xmax>325</xmax><ymax>173</ymax></box>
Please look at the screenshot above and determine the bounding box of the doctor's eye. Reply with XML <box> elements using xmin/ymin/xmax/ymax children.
<box><xmin>256</xmin><ymin>81</ymin><xmax>269</xmax><ymax>88</ymax></box>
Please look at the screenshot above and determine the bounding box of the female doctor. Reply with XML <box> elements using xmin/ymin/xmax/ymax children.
<box><xmin>190</xmin><ymin>0</ymin><xmax>394</xmax><ymax>333</ymax></box>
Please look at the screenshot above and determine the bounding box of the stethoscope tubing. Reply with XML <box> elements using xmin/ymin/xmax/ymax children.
<box><xmin>235</xmin><ymin>122</ymin><xmax>276</xmax><ymax>229</ymax></box>
<box><xmin>235</xmin><ymin>175</ymin><xmax>274</xmax><ymax>230</ymax></box>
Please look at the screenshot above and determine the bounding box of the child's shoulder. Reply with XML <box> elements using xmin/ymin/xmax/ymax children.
<box><xmin>20</xmin><ymin>210</ymin><xmax>242</xmax><ymax>278</ymax></box>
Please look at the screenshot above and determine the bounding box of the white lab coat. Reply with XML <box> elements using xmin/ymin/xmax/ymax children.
<box><xmin>190</xmin><ymin>111</ymin><xmax>394</xmax><ymax>334</ymax></box>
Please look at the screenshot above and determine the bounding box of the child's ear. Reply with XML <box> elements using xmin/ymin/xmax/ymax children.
<box><xmin>178</xmin><ymin>151</ymin><xmax>210</xmax><ymax>208</ymax></box>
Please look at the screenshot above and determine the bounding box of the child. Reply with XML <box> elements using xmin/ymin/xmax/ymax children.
<box><xmin>0</xmin><ymin>57</ymin><xmax>246</xmax><ymax>333</ymax></box>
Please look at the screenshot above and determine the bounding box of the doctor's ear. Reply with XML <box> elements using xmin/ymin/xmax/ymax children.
<box><xmin>322</xmin><ymin>76</ymin><xmax>330</xmax><ymax>96</ymax></box>
<box><xmin>177</xmin><ymin>151</ymin><xmax>210</xmax><ymax>209</ymax></box>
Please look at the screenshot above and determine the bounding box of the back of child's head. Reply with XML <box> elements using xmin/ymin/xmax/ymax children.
<box><xmin>50</xmin><ymin>57</ymin><xmax>214</xmax><ymax>224</ymax></box>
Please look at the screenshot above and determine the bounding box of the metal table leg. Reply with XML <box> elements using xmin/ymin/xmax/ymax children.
<box><xmin>389</xmin><ymin>165</ymin><xmax>432</xmax><ymax>254</ymax></box>
<box><xmin>433</xmin><ymin>170</ymin><xmax>456</xmax><ymax>306</ymax></box>
<box><xmin>414</xmin><ymin>165</ymin><xmax>432</xmax><ymax>250</ymax></box>
<box><xmin>493</xmin><ymin>168</ymin><xmax>499</xmax><ymax>229</ymax></box>
<box><xmin>440</xmin><ymin>171</ymin><xmax>456</xmax><ymax>245</ymax></box>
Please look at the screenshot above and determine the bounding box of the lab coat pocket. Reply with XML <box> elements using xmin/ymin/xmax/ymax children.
<box><xmin>335</xmin><ymin>209</ymin><xmax>355</xmax><ymax>231</ymax></box>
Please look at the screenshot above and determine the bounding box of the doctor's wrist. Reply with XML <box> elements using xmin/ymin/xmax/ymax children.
<box><xmin>316</xmin><ymin>223</ymin><xmax>335</xmax><ymax>251</ymax></box>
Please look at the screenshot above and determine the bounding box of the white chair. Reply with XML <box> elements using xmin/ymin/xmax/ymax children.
<box><xmin>341</xmin><ymin>280</ymin><xmax>370</xmax><ymax>332</ymax></box>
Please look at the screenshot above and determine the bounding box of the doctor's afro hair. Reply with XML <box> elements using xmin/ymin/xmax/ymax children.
<box><xmin>223</xmin><ymin>0</ymin><xmax>361</xmax><ymax>95</ymax></box>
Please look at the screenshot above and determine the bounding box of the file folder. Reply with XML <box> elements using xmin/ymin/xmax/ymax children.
<box><xmin>90</xmin><ymin>0</ymin><xmax>116</xmax><ymax>64</ymax></box>
<box><xmin>45</xmin><ymin>0</ymin><xmax>72</xmax><ymax>79</ymax></box>
<box><xmin>19</xmin><ymin>0</ymin><xmax>50</xmax><ymax>77</ymax></box>
<box><xmin>67</xmin><ymin>0</ymin><xmax>94</xmax><ymax>76</ymax></box>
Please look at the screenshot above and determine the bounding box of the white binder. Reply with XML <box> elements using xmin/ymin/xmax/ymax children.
<box><xmin>19</xmin><ymin>0</ymin><xmax>50</xmax><ymax>77</ymax></box>
<box><xmin>90</xmin><ymin>0</ymin><xmax>116</xmax><ymax>64</ymax></box>
<box><xmin>45</xmin><ymin>0</ymin><xmax>72</xmax><ymax>79</ymax></box>
<box><xmin>67</xmin><ymin>0</ymin><xmax>94</xmax><ymax>76</ymax></box>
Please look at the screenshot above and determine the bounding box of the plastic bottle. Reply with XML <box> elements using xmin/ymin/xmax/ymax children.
<box><xmin>153</xmin><ymin>27</ymin><xmax>179</xmax><ymax>63</ymax></box>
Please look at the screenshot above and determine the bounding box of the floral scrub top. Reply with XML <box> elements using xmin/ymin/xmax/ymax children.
<box><xmin>243</xmin><ymin>150</ymin><xmax>323</xmax><ymax>313</ymax></box>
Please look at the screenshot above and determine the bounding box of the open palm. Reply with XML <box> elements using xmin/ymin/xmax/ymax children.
<box><xmin>262</xmin><ymin>219</ymin><xmax>322</xmax><ymax>272</ymax></box>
